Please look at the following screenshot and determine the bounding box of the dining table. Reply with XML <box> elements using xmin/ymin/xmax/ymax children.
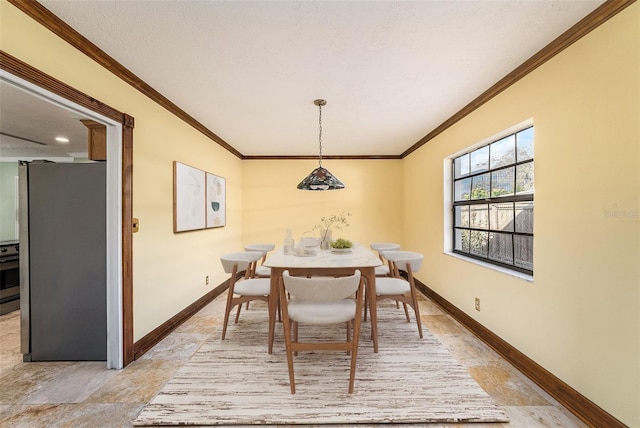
<box><xmin>263</xmin><ymin>243</ymin><xmax>383</xmax><ymax>354</ymax></box>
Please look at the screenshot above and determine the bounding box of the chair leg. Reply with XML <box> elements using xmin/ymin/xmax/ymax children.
<box><xmin>293</xmin><ymin>321</ymin><xmax>299</xmax><ymax>356</ymax></box>
<box><xmin>221</xmin><ymin>289</ymin><xmax>234</xmax><ymax>340</ymax></box>
<box><xmin>349</xmin><ymin>281</ymin><xmax>364</xmax><ymax>394</ymax></box>
<box><xmin>279</xmin><ymin>283</ymin><xmax>297</xmax><ymax>394</ymax></box>
<box><xmin>348</xmin><ymin>345</ymin><xmax>358</xmax><ymax>393</ymax></box>
<box><xmin>369</xmin><ymin>296</ymin><xmax>375</xmax><ymax>341</ymax></box>
<box><xmin>234</xmin><ymin>301</ymin><xmax>242</xmax><ymax>323</ymax></box>
<box><xmin>282</xmin><ymin>320</ymin><xmax>296</xmax><ymax>394</ymax></box>
<box><xmin>410</xmin><ymin>290</ymin><xmax>423</xmax><ymax>339</ymax></box>
<box><xmin>363</xmin><ymin>291</ymin><xmax>368</xmax><ymax>321</ymax></box>
<box><xmin>403</xmin><ymin>302</ymin><xmax>410</xmax><ymax>322</ymax></box>
<box><xmin>346</xmin><ymin>321</ymin><xmax>352</xmax><ymax>355</ymax></box>
<box><xmin>286</xmin><ymin>349</ymin><xmax>296</xmax><ymax>394</ymax></box>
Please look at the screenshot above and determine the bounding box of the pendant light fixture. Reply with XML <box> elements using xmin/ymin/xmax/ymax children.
<box><xmin>297</xmin><ymin>99</ymin><xmax>345</xmax><ymax>191</ymax></box>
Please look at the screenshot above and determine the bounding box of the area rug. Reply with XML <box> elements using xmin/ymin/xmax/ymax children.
<box><xmin>134</xmin><ymin>301</ymin><xmax>509</xmax><ymax>426</ymax></box>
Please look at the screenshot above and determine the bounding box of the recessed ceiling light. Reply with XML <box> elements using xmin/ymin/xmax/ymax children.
<box><xmin>55</xmin><ymin>137</ymin><xmax>69</xmax><ymax>143</ymax></box>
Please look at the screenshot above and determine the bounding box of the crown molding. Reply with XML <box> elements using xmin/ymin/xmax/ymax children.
<box><xmin>401</xmin><ymin>0</ymin><xmax>636</xmax><ymax>158</ymax></box>
<box><xmin>7</xmin><ymin>0</ymin><xmax>242</xmax><ymax>159</ymax></box>
<box><xmin>8</xmin><ymin>0</ymin><xmax>635</xmax><ymax>160</ymax></box>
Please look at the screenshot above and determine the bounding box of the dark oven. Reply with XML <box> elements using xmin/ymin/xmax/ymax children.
<box><xmin>0</xmin><ymin>241</ymin><xmax>19</xmax><ymax>315</ymax></box>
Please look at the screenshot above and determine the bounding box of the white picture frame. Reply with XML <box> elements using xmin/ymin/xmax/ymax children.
<box><xmin>206</xmin><ymin>172</ymin><xmax>226</xmax><ymax>228</ymax></box>
<box><xmin>173</xmin><ymin>161</ymin><xmax>206</xmax><ymax>232</ymax></box>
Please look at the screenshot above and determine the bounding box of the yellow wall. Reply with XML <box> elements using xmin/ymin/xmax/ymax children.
<box><xmin>1</xmin><ymin>2</ymin><xmax>403</xmax><ymax>342</ymax></box>
<box><xmin>0</xmin><ymin>2</ymin><xmax>244</xmax><ymax>341</ymax></box>
<box><xmin>403</xmin><ymin>4</ymin><xmax>639</xmax><ymax>426</ymax></box>
<box><xmin>242</xmin><ymin>159</ymin><xmax>403</xmax><ymax>246</ymax></box>
<box><xmin>2</xmin><ymin>0</ymin><xmax>639</xmax><ymax>425</ymax></box>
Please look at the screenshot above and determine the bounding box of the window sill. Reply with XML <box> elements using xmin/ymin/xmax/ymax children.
<box><xmin>444</xmin><ymin>251</ymin><xmax>534</xmax><ymax>283</ymax></box>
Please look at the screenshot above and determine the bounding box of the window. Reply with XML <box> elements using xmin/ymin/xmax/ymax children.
<box><xmin>452</xmin><ymin>127</ymin><xmax>534</xmax><ymax>275</ymax></box>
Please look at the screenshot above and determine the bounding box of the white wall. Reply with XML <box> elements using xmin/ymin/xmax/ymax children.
<box><xmin>0</xmin><ymin>162</ymin><xmax>18</xmax><ymax>242</ymax></box>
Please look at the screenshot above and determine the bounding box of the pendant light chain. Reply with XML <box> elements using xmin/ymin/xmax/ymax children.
<box><xmin>318</xmin><ymin>102</ymin><xmax>323</xmax><ymax>167</ymax></box>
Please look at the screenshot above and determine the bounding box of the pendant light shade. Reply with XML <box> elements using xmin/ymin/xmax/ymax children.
<box><xmin>296</xmin><ymin>166</ymin><xmax>345</xmax><ymax>191</ymax></box>
<box><xmin>297</xmin><ymin>99</ymin><xmax>345</xmax><ymax>191</ymax></box>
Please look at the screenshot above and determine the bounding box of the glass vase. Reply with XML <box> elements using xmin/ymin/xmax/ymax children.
<box><xmin>320</xmin><ymin>229</ymin><xmax>332</xmax><ymax>250</ymax></box>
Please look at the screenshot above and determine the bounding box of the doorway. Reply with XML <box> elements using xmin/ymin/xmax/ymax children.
<box><xmin>0</xmin><ymin>58</ymin><xmax>133</xmax><ymax>368</ymax></box>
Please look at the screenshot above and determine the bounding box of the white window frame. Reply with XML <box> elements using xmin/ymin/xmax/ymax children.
<box><xmin>443</xmin><ymin>119</ymin><xmax>534</xmax><ymax>281</ymax></box>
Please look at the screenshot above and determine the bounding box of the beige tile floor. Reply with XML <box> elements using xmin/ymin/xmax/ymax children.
<box><xmin>0</xmin><ymin>293</ymin><xmax>587</xmax><ymax>427</ymax></box>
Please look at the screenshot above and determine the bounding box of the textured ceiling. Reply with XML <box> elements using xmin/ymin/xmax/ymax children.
<box><xmin>0</xmin><ymin>81</ymin><xmax>91</xmax><ymax>160</ymax></box>
<box><xmin>3</xmin><ymin>0</ymin><xmax>605</xmax><ymax>159</ymax></box>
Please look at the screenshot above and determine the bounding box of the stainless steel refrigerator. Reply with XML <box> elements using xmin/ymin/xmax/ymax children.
<box><xmin>19</xmin><ymin>161</ymin><xmax>107</xmax><ymax>361</ymax></box>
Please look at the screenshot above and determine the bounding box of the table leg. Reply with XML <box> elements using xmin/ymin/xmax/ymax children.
<box><xmin>362</xmin><ymin>267</ymin><xmax>378</xmax><ymax>353</ymax></box>
<box><xmin>268</xmin><ymin>268</ymin><xmax>283</xmax><ymax>354</ymax></box>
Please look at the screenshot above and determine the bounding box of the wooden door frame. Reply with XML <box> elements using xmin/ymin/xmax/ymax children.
<box><xmin>0</xmin><ymin>51</ymin><xmax>135</xmax><ymax>367</ymax></box>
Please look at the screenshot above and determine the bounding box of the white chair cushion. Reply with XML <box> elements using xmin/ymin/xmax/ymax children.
<box><xmin>220</xmin><ymin>251</ymin><xmax>264</xmax><ymax>273</ymax></box>
<box><xmin>370</xmin><ymin>243</ymin><xmax>400</xmax><ymax>252</ymax></box>
<box><xmin>287</xmin><ymin>299</ymin><xmax>356</xmax><ymax>324</ymax></box>
<box><xmin>375</xmin><ymin>265</ymin><xmax>390</xmax><ymax>276</ymax></box>
<box><xmin>375</xmin><ymin>277</ymin><xmax>410</xmax><ymax>295</ymax></box>
<box><xmin>254</xmin><ymin>265</ymin><xmax>271</xmax><ymax>277</ymax></box>
<box><xmin>233</xmin><ymin>278</ymin><xmax>271</xmax><ymax>296</ymax></box>
<box><xmin>380</xmin><ymin>251</ymin><xmax>424</xmax><ymax>273</ymax></box>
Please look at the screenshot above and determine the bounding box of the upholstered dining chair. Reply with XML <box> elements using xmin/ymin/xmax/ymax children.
<box><xmin>219</xmin><ymin>251</ymin><xmax>272</xmax><ymax>340</ymax></box>
<box><xmin>244</xmin><ymin>243</ymin><xmax>275</xmax><ymax>277</ymax></box>
<box><xmin>366</xmin><ymin>250</ymin><xmax>424</xmax><ymax>338</ymax></box>
<box><xmin>279</xmin><ymin>270</ymin><xmax>365</xmax><ymax>394</ymax></box>
<box><xmin>369</xmin><ymin>243</ymin><xmax>400</xmax><ymax>277</ymax></box>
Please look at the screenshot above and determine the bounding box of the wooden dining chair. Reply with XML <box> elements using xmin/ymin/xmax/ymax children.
<box><xmin>279</xmin><ymin>270</ymin><xmax>365</xmax><ymax>394</ymax></box>
<box><xmin>219</xmin><ymin>251</ymin><xmax>272</xmax><ymax>340</ymax></box>
<box><xmin>244</xmin><ymin>243</ymin><xmax>275</xmax><ymax>277</ymax></box>
<box><xmin>369</xmin><ymin>243</ymin><xmax>400</xmax><ymax>277</ymax></box>
<box><xmin>242</xmin><ymin>243</ymin><xmax>275</xmax><ymax>312</ymax></box>
<box><xmin>366</xmin><ymin>250</ymin><xmax>424</xmax><ymax>338</ymax></box>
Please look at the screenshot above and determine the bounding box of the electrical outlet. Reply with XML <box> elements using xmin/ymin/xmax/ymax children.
<box><xmin>475</xmin><ymin>297</ymin><xmax>481</xmax><ymax>311</ymax></box>
<box><xmin>206</xmin><ymin>275</ymin><xmax>209</xmax><ymax>285</ymax></box>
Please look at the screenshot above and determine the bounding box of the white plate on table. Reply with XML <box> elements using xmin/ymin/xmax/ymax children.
<box><xmin>331</xmin><ymin>248</ymin><xmax>352</xmax><ymax>254</ymax></box>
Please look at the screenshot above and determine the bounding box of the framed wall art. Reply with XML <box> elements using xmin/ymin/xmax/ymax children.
<box><xmin>173</xmin><ymin>161</ymin><xmax>206</xmax><ymax>232</ymax></box>
<box><xmin>206</xmin><ymin>172</ymin><xmax>226</xmax><ymax>228</ymax></box>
